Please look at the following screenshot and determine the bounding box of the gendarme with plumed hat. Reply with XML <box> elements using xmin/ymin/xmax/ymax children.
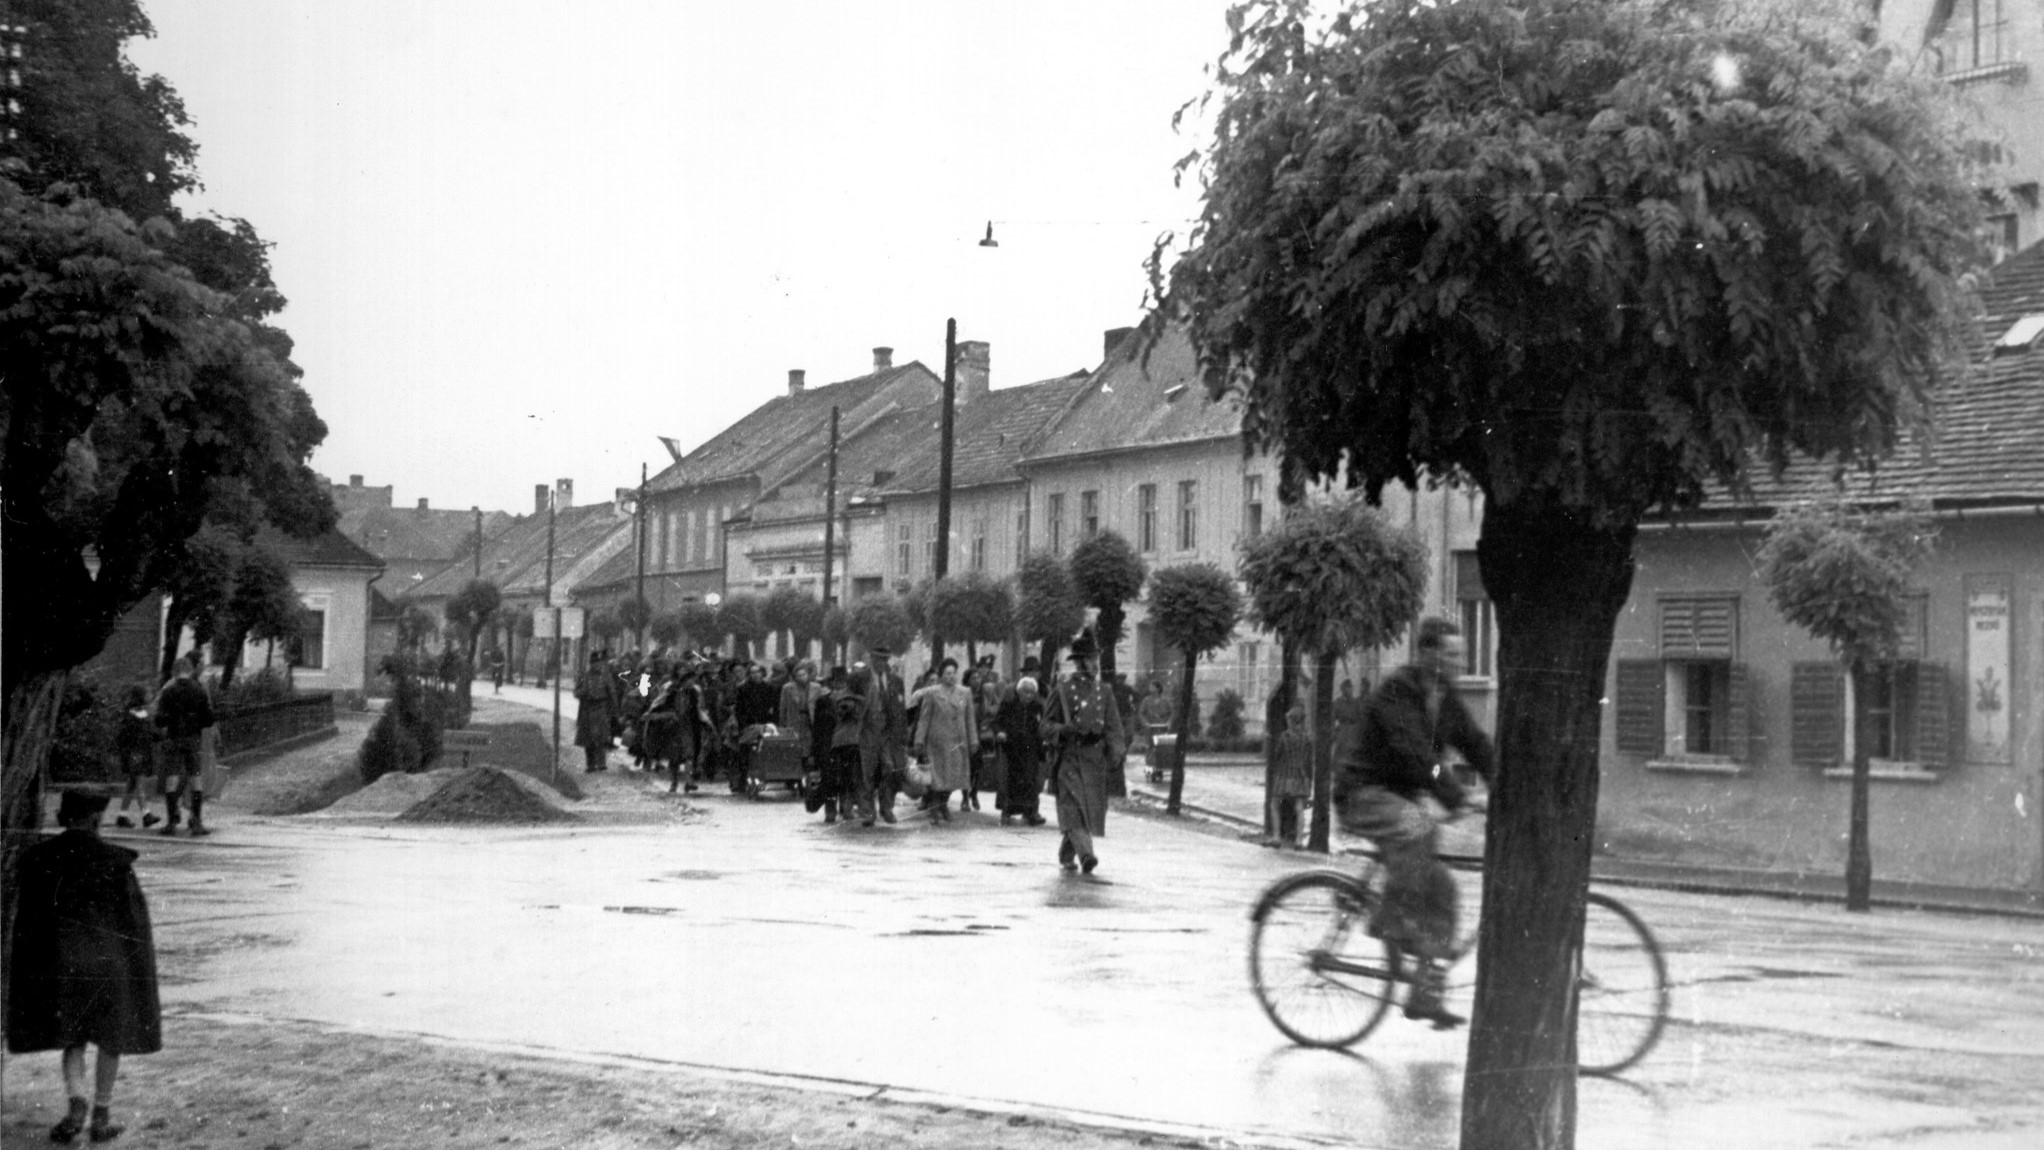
<box><xmin>1066</xmin><ymin>629</ymin><xmax>1100</xmax><ymax>661</ymax></box>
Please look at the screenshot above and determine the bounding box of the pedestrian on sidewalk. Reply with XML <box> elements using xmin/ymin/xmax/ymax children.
<box><xmin>822</xmin><ymin>666</ymin><xmax>865</xmax><ymax>824</ymax></box>
<box><xmin>1269</xmin><ymin>702</ymin><xmax>1313</xmax><ymax>848</ymax></box>
<box><xmin>993</xmin><ymin>675</ymin><xmax>1048</xmax><ymax>826</ymax></box>
<box><xmin>911</xmin><ymin>658</ymin><xmax>976</xmax><ymax>824</ymax></box>
<box><xmin>1045</xmin><ymin>630</ymin><xmax>1123</xmax><ymax>874</ymax></box>
<box><xmin>574</xmin><ymin>651</ymin><xmax>615</xmax><ymax>773</ymax></box>
<box><xmin>854</xmin><ymin>647</ymin><xmax>908</xmax><ymax>825</ymax></box>
<box><xmin>642</xmin><ymin>664</ymin><xmax>697</xmax><ymax>793</ymax></box>
<box><xmin>152</xmin><ymin>656</ymin><xmax>215</xmax><ymax>836</ymax></box>
<box><xmin>112</xmin><ymin>685</ymin><xmax>159</xmax><ymax>830</ymax></box>
<box><xmin>6</xmin><ymin>790</ymin><xmax>162</xmax><ymax>1144</ymax></box>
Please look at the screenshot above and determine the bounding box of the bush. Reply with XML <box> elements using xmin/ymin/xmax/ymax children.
<box><xmin>48</xmin><ymin>673</ymin><xmax>129</xmax><ymax>784</ymax></box>
<box><xmin>218</xmin><ymin>666</ymin><xmax>292</xmax><ymax>709</ymax></box>
<box><xmin>359</xmin><ymin>655</ymin><xmax>451</xmax><ymax>783</ymax></box>
<box><xmin>1209</xmin><ymin>689</ymin><xmax>1245</xmax><ymax>740</ymax></box>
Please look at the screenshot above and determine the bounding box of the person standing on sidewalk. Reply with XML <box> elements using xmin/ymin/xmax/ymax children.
<box><xmin>823</xmin><ymin>667</ymin><xmax>866</xmax><ymax>825</ymax></box>
<box><xmin>152</xmin><ymin>656</ymin><xmax>215</xmax><ymax>836</ymax></box>
<box><xmin>1044</xmin><ymin>631</ymin><xmax>1123</xmax><ymax>874</ymax></box>
<box><xmin>573</xmin><ymin>652</ymin><xmax>615</xmax><ymax>773</ymax></box>
<box><xmin>1335</xmin><ymin>617</ymin><xmax>1495</xmax><ymax>1029</ymax></box>
<box><xmin>6</xmin><ymin>790</ymin><xmax>162</xmax><ymax>1144</ymax></box>
<box><xmin>910</xmin><ymin>658</ymin><xmax>976</xmax><ymax>824</ymax></box>
<box><xmin>1269</xmin><ymin>702</ymin><xmax>1313</xmax><ymax>849</ymax></box>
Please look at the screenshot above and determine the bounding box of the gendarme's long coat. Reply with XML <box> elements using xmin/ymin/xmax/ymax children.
<box><xmin>6</xmin><ymin>830</ymin><xmax>163</xmax><ymax>1055</ymax></box>
<box><xmin>573</xmin><ymin>668</ymin><xmax>614</xmax><ymax>751</ymax></box>
<box><xmin>1045</xmin><ymin>672</ymin><xmax>1125</xmax><ymax>856</ymax></box>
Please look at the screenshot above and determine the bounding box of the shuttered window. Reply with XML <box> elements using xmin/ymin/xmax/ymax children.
<box><xmin>1659</xmin><ymin>597</ymin><xmax>1738</xmax><ymax>659</ymax></box>
<box><xmin>1914</xmin><ymin>663</ymin><xmax>1950</xmax><ymax>768</ymax></box>
<box><xmin>1792</xmin><ymin>659</ymin><xmax>1951</xmax><ymax>769</ymax></box>
<box><xmin>1790</xmin><ymin>662</ymin><xmax>1845</xmax><ymax>767</ymax></box>
<box><xmin>1614</xmin><ymin>660</ymin><xmax>1664</xmax><ymax>755</ymax></box>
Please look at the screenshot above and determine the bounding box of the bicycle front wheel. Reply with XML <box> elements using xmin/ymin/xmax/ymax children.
<box><xmin>1248</xmin><ymin>871</ymin><xmax>1400</xmax><ymax>1049</ymax></box>
<box><xmin>1576</xmin><ymin>891</ymin><xmax>1670</xmax><ymax>1075</ymax></box>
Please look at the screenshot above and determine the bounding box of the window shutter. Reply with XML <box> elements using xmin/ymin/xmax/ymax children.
<box><xmin>1913</xmin><ymin>662</ymin><xmax>1950</xmax><ymax>769</ymax></box>
<box><xmin>1661</xmin><ymin>597</ymin><xmax>1737</xmax><ymax>659</ymax></box>
<box><xmin>1454</xmin><ymin>551</ymin><xmax>1486</xmax><ymax>601</ymax></box>
<box><xmin>1614</xmin><ymin>660</ymin><xmax>1663</xmax><ymax>756</ymax></box>
<box><xmin>1726</xmin><ymin>663</ymin><xmax>1752</xmax><ymax>762</ymax></box>
<box><xmin>1789</xmin><ymin>662</ymin><xmax>1844</xmax><ymax>768</ymax></box>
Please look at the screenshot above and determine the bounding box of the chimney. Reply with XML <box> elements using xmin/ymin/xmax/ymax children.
<box><xmin>872</xmin><ymin>346</ymin><xmax>894</xmax><ymax>371</ymax></box>
<box><xmin>555</xmin><ymin>478</ymin><xmax>574</xmax><ymax>509</ymax></box>
<box><xmin>415</xmin><ymin>497</ymin><xmax>429</xmax><ymax>514</ymax></box>
<box><xmin>1103</xmin><ymin>326</ymin><xmax>1136</xmax><ymax>360</ymax></box>
<box><xmin>787</xmin><ymin>369</ymin><xmax>806</xmax><ymax>396</ymax></box>
<box><xmin>956</xmin><ymin>340</ymin><xmax>990</xmax><ymax>404</ymax></box>
<box><xmin>349</xmin><ymin>474</ymin><xmax>364</xmax><ymax>487</ymax></box>
<box><xmin>535</xmin><ymin>484</ymin><xmax>550</xmax><ymax>515</ymax></box>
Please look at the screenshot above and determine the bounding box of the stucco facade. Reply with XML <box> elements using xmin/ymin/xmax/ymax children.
<box><xmin>1597</xmin><ymin>515</ymin><xmax>2044</xmax><ymax>896</ymax></box>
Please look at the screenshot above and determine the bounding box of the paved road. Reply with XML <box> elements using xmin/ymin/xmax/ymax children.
<box><xmin>118</xmin><ymin>689</ymin><xmax>2044</xmax><ymax>1149</ymax></box>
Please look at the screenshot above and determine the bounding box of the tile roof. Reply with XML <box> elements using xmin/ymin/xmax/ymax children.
<box><xmin>755</xmin><ymin>406</ymin><xmax>945</xmax><ymax>517</ymax></box>
<box><xmin>410</xmin><ymin>501</ymin><xmax>632</xmax><ymax>601</ymax></box>
<box><xmin>1707</xmin><ymin>240</ymin><xmax>2044</xmax><ymax>513</ymax></box>
<box><xmin>257</xmin><ymin>526</ymin><xmax>385</xmax><ymax>571</ymax></box>
<box><xmin>337</xmin><ymin>505</ymin><xmax>516</xmax><ymax>564</ymax></box>
<box><xmin>647</xmin><ymin>363</ymin><xmax>939</xmax><ymax>494</ymax></box>
<box><xmin>879</xmin><ymin>373</ymin><xmax>1094</xmax><ymax>495</ymax></box>
<box><xmin>1022</xmin><ymin>323</ymin><xmax>1246</xmax><ymax>463</ymax></box>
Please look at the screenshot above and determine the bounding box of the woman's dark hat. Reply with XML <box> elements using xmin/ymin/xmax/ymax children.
<box><xmin>1019</xmin><ymin>656</ymin><xmax>1042</xmax><ymax>674</ymax></box>
<box><xmin>1067</xmin><ymin>630</ymin><xmax>1099</xmax><ymax>660</ymax></box>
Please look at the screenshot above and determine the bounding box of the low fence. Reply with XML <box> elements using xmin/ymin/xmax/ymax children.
<box><xmin>217</xmin><ymin>692</ymin><xmax>337</xmax><ymax>758</ymax></box>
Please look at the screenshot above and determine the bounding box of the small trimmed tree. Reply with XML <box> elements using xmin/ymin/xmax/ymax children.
<box><xmin>717</xmin><ymin>593</ymin><xmax>765</xmax><ymax>660</ymax></box>
<box><xmin>1070</xmin><ymin>531</ymin><xmax>1148</xmax><ymax>678</ymax></box>
<box><xmin>929</xmin><ymin>571</ymin><xmax>1015</xmax><ymax>668</ymax></box>
<box><xmin>396</xmin><ymin>605</ymin><xmax>439</xmax><ymax>656</ymax></box>
<box><xmin>678</xmin><ymin>601</ymin><xmax>720</xmax><ymax>655</ymax></box>
<box><xmin>588</xmin><ymin>608</ymin><xmax>624</xmax><ymax>654</ymax></box>
<box><xmin>847</xmin><ymin>594</ymin><xmax>916</xmax><ymax>661</ymax></box>
<box><xmin>617</xmin><ymin>596</ymin><xmax>652</xmax><ymax>652</ymax></box>
<box><xmin>213</xmin><ymin>547</ymin><xmax>301</xmax><ymax>693</ymax></box>
<box><xmin>820</xmin><ymin>605</ymin><xmax>850</xmax><ymax>668</ymax></box>
<box><xmin>1016</xmin><ymin>552</ymin><xmax>1086</xmax><ymax>674</ymax></box>
<box><xmin>1239</xmin><ymin>497</ymin><xmax>1428</xmax><ymax>850</ymax></box>
<box><xmin>1147</xmin><ymin>563</ymin><xmax>1243</xmax><ymax>815</ymax></box>
<box><xmin>444</xmin><ymin>579</ymin><xmax>503</xmax><ymax>715</ymax></box>
<box><xmin>1757</xmin><ymin>495</ymin><xmax>1935</xmax><ymax>911</ymax></box>
<box><xmin>763</xmin><ymin>585</ymin><xmax>824</xmax><ymax>664</ymax></box>
<box><xmin>648</xmin><ymin>610</ymin><xmax>685</xmax><ymax>654</ymax></box>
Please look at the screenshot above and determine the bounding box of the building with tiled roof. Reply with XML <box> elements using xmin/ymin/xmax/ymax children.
<box><xmin>235</xmin><ymin>525</ymin><xmax>386</xmax><ymax>700</ymax></box>
<box><xmin>329</xmin><ymin>474</ymin><xmax>517</xmax><ymax>588</ymax></box>
<box><xmin>633</xmin><ymin>349</ymin><xmax>942</xmax><ymax>612</ymax></box>
<box><xmin>1597</xmin><ymin>239</ymin><xmax>2044</xmax><ymax>907</ymax></box>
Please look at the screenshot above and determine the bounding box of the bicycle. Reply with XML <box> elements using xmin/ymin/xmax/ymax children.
<box><xmin>1247</xmin><ymin>834</ymin><xmax>1670</xmax><ymax>1076</ymax></box>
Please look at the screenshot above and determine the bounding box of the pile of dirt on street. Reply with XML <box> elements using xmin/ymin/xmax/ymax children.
<box><xmin>321</xmin><ymin>767</ymin><xmax>463</xmax><ymax>816</ymax></box>
<box><xmin>394</xmin><ymin>767</ymin><xmax>579</xmax><ymax>825</ymax></box>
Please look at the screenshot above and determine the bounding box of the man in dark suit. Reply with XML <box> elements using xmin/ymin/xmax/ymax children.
<box><xmin>852</xmin><ymin>645</ymin><xmax>908</xmax><ymax>826</ymax></box>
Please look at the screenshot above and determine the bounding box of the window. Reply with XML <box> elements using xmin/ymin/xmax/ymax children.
<box><xmin>656</xmin><ymin>510</ymin><xmax>670</xmax><ymax>570</ymax></box>
<box><xmin>1137</xmin><ymin>484</ymin><xmax>1157</xmax><ymax>552</ymax></box>
<box><xmin>1453</xmin><ymin>551</ymin><xmax>1495</xmax><ymax>678</ymax></box>
<box><xmin>852</xmin><ymin>576</ymin><xmax>884</xmax><ymax>600</ymax></box>
<box><xmin>1987</xmin><ymin>213</ymin><xmax>2019</xmax><ymax>265</ymax></box>
<box><xmin>1932</xmin><ymin>0</ymin><xmax>2011</xmax><ymax>74</ymax></box>
<box><xmin>1177</xmin><ymin>480</ymin><xmax>1198</xmax><ymax>550</ymax></box>
<box><xmin>1614</xmin><ymin>596</ymin><xmax>1748</xmax><ymax>764</ymax></box>
<box><xmin>1080</xmin><ymin>490</ymin><xmax>1100</xmax><ymax>539</ymax></box>
<box><xmin>970</xmin><ymin>517</ymin><xmax>987</xmax><ymax>571</ymax></box>
<box><xmin>1016</xmin><ymin>508</ymin><xmax>1028</xmax><ymax>562</ymax></box>
<box><xmin>896</xmin><ymin>522</ymin><xmax>912</xmax><ymax>575</ymax></box>
<box><xmin>925</xmin><ymin>520</ymin><xmax>938</xmax><ymax>571</ymax></box>
<box><xmin>1243</xmin><ymin>474</ymin><xmax>1264</xmax><ymax>539</ymax></box>
<box><xmin>1048</xmin><ymin>493</ymin><xmax>1066</xmax><ymax>555</ymax></box>
<box><xmin>1789</xmin><ymin>596</ymin><xmax>1949</xmax><ymax>770</ymax></box>
<box><xmin>288</xmin><ymin>607</ymin><xmax>326</xmax><ymax>671</ymax></box>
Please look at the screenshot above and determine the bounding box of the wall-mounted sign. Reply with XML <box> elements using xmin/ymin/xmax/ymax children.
<box><xmin>533</xmin><ymin>606</ymin><xmax>585</xmax><ymax>641</ymax></box>
<box><xmin>1964</xmin><ymin>575</ymin><xmax>2012</xmax><ymax>764</ymax></box>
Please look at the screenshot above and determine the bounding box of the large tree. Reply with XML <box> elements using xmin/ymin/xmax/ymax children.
<box><xmin>1238</xmin><ymin>496</ymin><xmax>1427</xmax><ymax>850</ymax></box>
<box><xmin>1157</xmin><ymin>1</ymin><xmax>1983</xmax><ymax>1145</ymax></box>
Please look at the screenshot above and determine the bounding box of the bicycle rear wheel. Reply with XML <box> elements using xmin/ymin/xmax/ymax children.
<box><xmin>1576</xmin><ymin>891</ymin><xmax>1670</xmax><ymax>1075</ymax></box>
<box><xmin>1248</xmin><ymin>871</ymin><xmax>1400</xmax><ymax>1049</ymax></box>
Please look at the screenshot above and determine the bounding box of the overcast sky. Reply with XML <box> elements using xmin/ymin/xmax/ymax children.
<box><xmin>125</xmin><ymin>1</ymin><xmax>1229</xmax><ymax>515</ymax></box>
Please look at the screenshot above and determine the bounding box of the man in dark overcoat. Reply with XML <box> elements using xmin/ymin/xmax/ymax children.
<box><xmin>7</xmin><ymin>790</ymin><xmax>162</xmax><ymax>1144</ymax></box>
<box><xmin>573</xmin><ymin>651</ymin><xmax>615</xmax><ymax>772</ymax></box>
<box><xmin>853</xmin><ymin>646</ymin><xmax>908</xmax><ymax>825</ymax></box>
<box><xmin>1044</xmin><ymin>630</ymin><xmax>1124</xmax><ymax>874</ymax></box>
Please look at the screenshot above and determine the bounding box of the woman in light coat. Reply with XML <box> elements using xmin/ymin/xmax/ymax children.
<box><xmin>911</xmin><ymin>657</ymin><xmax>977</xmax><ymax>823</ymax></box>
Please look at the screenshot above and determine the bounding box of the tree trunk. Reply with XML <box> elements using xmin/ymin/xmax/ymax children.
<box><xmin>1846</xmin><ymin>660</ymin><xmax>1873</xmax><ymax>912</ymax></box>
<box><xmin>1165</xmin><ymin>650</ymin><xmax>1198</xmax><ymax>815</ymax></box>
<box><xmin>1463</xmin><ymin>503</ymin><xmax>1637</xmax><ymax>1150</ymax></box>
<box><xmin>160</xmin><ymin>600</ymin><xmax>191</xmax><ymax>683</ymax></box>
<box><xmin>1308</xmin><ymin>647</ymin><xmax>1337</xmax><ymax>852</ymax></box>
<box><xmin>1265</xmin><ymin>644</ymin><xmax>1299</xmax><ymax>838</ymax></box>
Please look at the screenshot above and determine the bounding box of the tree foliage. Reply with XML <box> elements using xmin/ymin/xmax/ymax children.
<box><xmin>1239</xmin><ymin>496</ymin><xmax>1428</xmax><ymax>656</ymax></box>
<box><xmin>846</xmin><ymin>595</ymin><xmax>916</xmax><ymax>660</ymax></box>
<box><xmin>677</xmin><ymin>602</ymin><xmax>720</xmax><ymax>653</ymax></box>
<box><xmin>212</xmin><ymin>546</ymin><xmax>299</xmax><ymax>692</ymax></box>
<box><xmin>716</xmin><ymin>593</ymin><xmax>765</xmax><ymax>657</ymax></box>
<box><xmin>648</xmin><ymin>610</ymin><xmax>685</xmax><ymax>650</ymax></box>
<box><xmin>1069</xmin><ymin>530</ymin><xmax>1148</xmax><ymax>676</ymax></box>
<box><xmin>617</xmin><ymin>596</ymin><xmax>652</xmax><ymax>644</ymax></box>
<box><xmin>763</xmin><ymin>585</ymin><xmax>825</xmax><ymax>657</ymax></box>
<box><xmin>1155</xmin><ymin>3</ymin><xmax>1986</xmax><ymax>1144</ymax></box>
<box><xmin>1015</xmin><ymin>551</ymin><xmax>1085</xmax><ymax>668</ymax></box>
<box><xmin>1757</xmin><ymin>496</ymin><xmax>1936</xmax><ymax>669</ymax></box>
<box><xmin>1147</xmin><ymin>563</ymin><xmax>1243</xmax><ymax>814</ymax></box>
<box><xmin>928</xmin><ymin>572</ymin><xmax>1015</xmax><ymax>651</ymax></box>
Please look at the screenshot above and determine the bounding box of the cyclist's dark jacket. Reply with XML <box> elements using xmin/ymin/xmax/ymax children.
<box><xmin>1337</xmin><ymin>664</ymin><xmax>1495</xmax><ymax>809</ymax></box>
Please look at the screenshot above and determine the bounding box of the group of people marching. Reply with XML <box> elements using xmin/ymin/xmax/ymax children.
<box><xmin>567</xmin><ymin>629</ymin><xmax>1131</xmax><ymax>875</ymax></box>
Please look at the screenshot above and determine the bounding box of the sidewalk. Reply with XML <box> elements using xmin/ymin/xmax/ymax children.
<box><xmin>1138</xmin><ymin>754</ymin><xmax>2044</xmax><ymax>919</ymax></box>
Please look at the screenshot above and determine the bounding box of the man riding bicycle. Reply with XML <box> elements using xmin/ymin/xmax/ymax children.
<box><xmin>1334</xmin><ymin>617</ymin><xmax>1495</xmax><ymax>1028</ymax></box>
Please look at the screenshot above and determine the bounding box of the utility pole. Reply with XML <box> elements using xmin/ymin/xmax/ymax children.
<box><xmin>545</xmin><ymin>487</ymin><xmax>560</xmax><ymax>780</ymax></box>
<box><xmin>635</xmin><ymin>461</ymin><xmax>648</xmax><ymax>652</ymax></box>
<box><xmin>821</xmin><ymin>405</ymin><xmax>841</xmax><ymax>662</ymax></box>
<box><xmin>931</xmin><ymin>319</ymin><xmax>957</xmax><ymax>666</ymax></box>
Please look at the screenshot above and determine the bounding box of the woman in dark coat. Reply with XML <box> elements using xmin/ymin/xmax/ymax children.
<box><xmin>993</xmin><ymin>675</ymin><xmax>1049</xmax><ymax>825</ymax></box>
<box><xmin>7</xmin><ymin>790</ymin><xmax>162</xmax><ymax>1144</ymax></box>
<box><xmin>573</xmin><ymin>652</ymin><xmax>615</xmax><ymax>772</ymax></box>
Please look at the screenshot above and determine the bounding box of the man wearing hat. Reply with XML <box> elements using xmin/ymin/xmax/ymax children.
<box><xmin>1043</xmin><ymin>629</ymin><xmax>1124</xmax><ymax>874</ymax></box>
<box><xmin>573</xmin><ymin>650</ymin><xmax>616</xmax><ymax>772</ymax></box>
<box><xmin>852</xmin><ymin>644</ymin><xmax>909</xmax><ymax>825</ymax></box>
<box><xmin>6</xmin><ymin>790</ymin><xmax>162</xmax><ymax>1144</ymax></box>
